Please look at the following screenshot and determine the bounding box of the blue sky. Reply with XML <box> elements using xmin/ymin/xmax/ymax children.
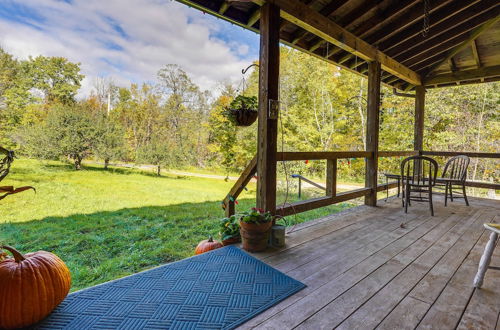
<box><xmin>0</xmin><ymin>0</ymin><xmax>260</xmax><ymax>96</ymax></box>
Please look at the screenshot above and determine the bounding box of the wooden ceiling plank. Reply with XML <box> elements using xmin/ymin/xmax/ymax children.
<box><xmin>331</xmin><ymin>0</ymin><xmax>456</xmax><ymax>67</ymax></box>
<box><xmin>379</xmin><ymin>0</ymin><xmax>483</xmax><ymax>53</ymax></box>
<box><xmin>424</xmin><ymin>65</ymin><xmax>500</xmax><ymax>85</ymax></box>
<box><xmin>397</xmin><ymin>11</ymin><xmax>500</xmax><ymax>68</ymax></box>
<box><xmin>311</xmin><ymin>0</ymin><xmax>389</xmax><ymax>59</ymax></box>
<box><xmin>389</xmin><ymin>4</ymin><xmax>500</xmax><ymax>61</ymax></box>
<box><xmin>292</xmin><ymin>0</ymin><xmax>349</xmax><ymax>46</ymax></box>
<box><xmin>424</xmin><ymin>17</ymin><xmax>500</xmax><ymax>77</ymax></box>
<box><xmin>271</xmin><ymin>0</ymin><xmax>421</xmax><ymax>85</ymax></box>
<box><xmin>471</xmin><ymin>39</ymin><xmax>481</xmax><ymax>68</ymax></box>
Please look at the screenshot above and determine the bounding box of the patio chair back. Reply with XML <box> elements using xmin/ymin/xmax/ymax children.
<box><xmin>442</xmin><ymin>155</ymin><xmax>469</xmax><ymax>183</ymax></box>
<box><xmin>401</xmin><ymin>155</ymin><xmax>438</xmax><ymax>187</ymax></box>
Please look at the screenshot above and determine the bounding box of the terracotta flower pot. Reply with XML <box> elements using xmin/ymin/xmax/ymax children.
<box><xmin>222</xmin><ymin>236</ymin><xmax>241</xmax><ymax>246</ymax></box>
<box><xmin>239</xmin><ymin>220</ymin><xmax>272</xmax><ymax>252</ymax></box>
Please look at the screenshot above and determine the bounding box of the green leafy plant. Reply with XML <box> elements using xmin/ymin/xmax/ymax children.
<box><xmin>239</xmin><ymin>207</ymin><xmax>273</xmax><ymax>224</ymax></box>
<box><xmin>228</xmin><ymin>95</ymin><xmax>257</xmax><ymax>112</ymax></box>
<box><xmin>219</xmin><ymin>215</ymin><xmax>240</xmax><ymax>241</ymax></box>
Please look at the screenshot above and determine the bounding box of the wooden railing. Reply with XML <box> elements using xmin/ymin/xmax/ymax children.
<box><xmin>223</xmin><ymin>150</ymin><xmax>499</xmax><ymax>217</ymax></box>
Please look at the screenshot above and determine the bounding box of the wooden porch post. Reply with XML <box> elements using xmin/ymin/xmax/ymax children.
<box><xmin>414</xmin><ymin>85</ymin><xmax>425</xmax><ymax>153</ymax></box>
<box><xmin>365</xmin><ymin>61</ymin><xmax>381</xmax><ymax>206</ymax></box>
<box><xmin>256</xmin><ymin>2</ymin><xmax>280</xmax><ymax>213</ymax></box>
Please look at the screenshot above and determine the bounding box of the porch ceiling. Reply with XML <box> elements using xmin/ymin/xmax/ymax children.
<box><xmin>176</xmin><ymin>0</ymin><xmax>500</xmax><ymax>91</ymax></box>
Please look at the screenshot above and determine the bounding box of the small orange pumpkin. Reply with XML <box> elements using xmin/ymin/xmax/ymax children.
<box><xmin>0</xmin><ymin>245</ymin><xmax>71</xmax><ymax>329</ymax></box>
<box><xmin>195</xmin><ymin>236</ymin><xmax>223</xmax><ymax>255</ymax></box>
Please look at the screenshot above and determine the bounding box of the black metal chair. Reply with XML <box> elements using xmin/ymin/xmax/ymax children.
<box><xmin>436</xmin><ymin>155</ymin><xmax>470</xmax><ymax>206</ymax></box>
<box><xmin>401</xmin><ymin>156</ymin><xmax>438</xmax><ymax>216</ymax></box>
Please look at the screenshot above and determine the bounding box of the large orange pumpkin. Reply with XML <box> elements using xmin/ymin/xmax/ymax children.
<box><xmin>195</xmin><ymin>236</ymin><xmax>223</xmax><ymax>255</ymax></box>
<box><xmin>0</xmin><ymin>245</ymin><xmax>71</xmax><ymax>329</ymax></box>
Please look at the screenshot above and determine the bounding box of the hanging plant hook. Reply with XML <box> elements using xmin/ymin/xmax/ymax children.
<box><xmin>241</xmin><ymin>63</ymin><xmax>259</xmax><ymax>75</ymax></box>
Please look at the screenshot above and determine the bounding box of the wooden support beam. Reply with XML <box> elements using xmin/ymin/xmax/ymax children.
<box><xmin>256</xmin><ymin>2</ymin><xmax>280</xmax><ymax>214</ymax></box>
<box><xmin>424</xmin><ymin>17</ymin><xmax>500</xmax><ymax>77</ymax></box>
<box><xmin>414</xmin><ymin>86</ymin><xmax>425</xmax><ymax>152</ymax></box>
<box><xmin>219</xmin><ymin>1</ymin><xmax>230</xmax><ymax>14</ymax></box>
<box><xmin>424</xmin><ymin>65</ymin><xmax>500</xmax><ymax>86</ymax></box>
<box><xmin>326</xmin><ymin>159</ymin><xmax>337</xmax><ymax>197</ymax></box>
<box><xmin>247</xmin><ymin>8</ymin><xmax>261</xmax><ymax>27</ymax></box>
<box><xmin>471</xmin><ymin>39</ymin><xmax>481</xmax><ymax>68</ymax></box>
<box><xmin>269</xmin><ymin>0</ymin><xmax>421</xmax><ymax>85</ymax></box>
<box><xmin>364</xmin><ymin>61</ymin><xmax>381</xmax><ymax>206</ymax></box>
<box><xmin>224</xmin><ymin>156</ymin><xmax>257</xmax><ymax>217</ymax></box>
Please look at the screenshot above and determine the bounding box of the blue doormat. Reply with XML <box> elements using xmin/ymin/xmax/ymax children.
<box><xmin>33</xmin><ymin>246</ymin><xmax>306</xmax><ymax>330</ymax></box>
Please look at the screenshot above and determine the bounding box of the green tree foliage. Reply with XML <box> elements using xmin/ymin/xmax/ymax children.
<box><xmin>22</xmin><ymin>56</ymin><xmax>84</xmax><ymax>104</ymax></box>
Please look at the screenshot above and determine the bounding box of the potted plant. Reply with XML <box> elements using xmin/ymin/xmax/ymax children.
<box><xmin>225</xmin><ymin>95</ymin><xmax>258</xmax><ymax>126</ymax></box>
<box><xmin>239</xmin><ymin>207</ymin><xmax>273</xmax><ymax>252</ymax></box>
<box><xmin>219</xmin><ymin>215</ymin><xmax>241</xmax><ymax>246</ymax></box>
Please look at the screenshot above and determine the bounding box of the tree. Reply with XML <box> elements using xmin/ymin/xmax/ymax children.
<box><xmin>39</xmin><ymin>103</ymin><xmax>99</xmax><ymax>170</ymax></box>
<box><xmin>22</xmin><ymin>56</ymin><xmax>84</xmax><ymax>104</ymax></box>
<box><xmin>137</xmin><ymin>131</ymin><xmax>173</xmax><ymax>176</ymax></box>
<box><xmin>93</xmin><ymin>114</ymin><xmax>126</xmax><ymax>169</ymax></box>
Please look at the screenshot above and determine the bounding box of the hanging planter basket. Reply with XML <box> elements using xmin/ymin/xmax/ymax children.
<box><xmin>225</xmin><ymin>95</ymin><xmax>258</xmax><ymax>127</ymax></box>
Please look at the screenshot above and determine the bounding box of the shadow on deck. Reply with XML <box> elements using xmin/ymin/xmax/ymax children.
<box><xmin>243</xmin><ymin>196</ymin><xmax>500</xmax><ymax>329</ymax></box>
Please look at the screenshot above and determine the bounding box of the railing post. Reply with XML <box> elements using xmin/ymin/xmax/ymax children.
<box><xmin>326</xmin><ymin>159</ymin><xmax>337</xmax><ymax>197</ymax></box>
<box><xmin>365</xmin><ymin>61</ymin><xmax>381</xmax><ymax>206</ymax></box>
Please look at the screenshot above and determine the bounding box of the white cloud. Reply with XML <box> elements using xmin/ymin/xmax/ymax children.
<box><xmin>0</xmin><ymin>0</ymin><xmax>258</xmax><ymax>97</ymax></box>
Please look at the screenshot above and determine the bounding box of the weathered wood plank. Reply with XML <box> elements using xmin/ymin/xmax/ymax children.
<box><xmin>338</xmin><ymin>208</ymin><xmax>487</xmax><ymax>329</ymax></box>
<box><xmin>277</xmin><ymin>151</ymin><xmax>371</xmax><ymax>160</ymax></box>
<box><xmin>250</xmin><ymin>207</ymin><xmax>458</xmax><ymax>329</ymax></box>
<box><xmin>298</xmin><ymin>209</ymin><xmax>476</xmax><ymax>329</ymax></box>
<box><xmin>416</xmin><ymin>226</ymin><xmax>495</xmax><ymax>329</ymax></box>
<box><xmin>421</xmin><ymin>151</ymin><xmax>500</xmax><ymax>158</ymax></box>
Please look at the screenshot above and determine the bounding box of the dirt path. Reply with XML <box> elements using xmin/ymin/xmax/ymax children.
<box><xmin>87</xmin><ymin>161</ymin><xmax>363</xmax><ymax>191</ymax></box>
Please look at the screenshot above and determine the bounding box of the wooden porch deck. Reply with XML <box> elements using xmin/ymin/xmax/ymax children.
<box><xmin>241</xmin><ymin>196</ymin><xmax>500</xmax><ymax>329</ymax></box>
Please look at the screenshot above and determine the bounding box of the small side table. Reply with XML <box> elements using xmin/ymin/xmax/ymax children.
<box><xmin>383</xmin><ymin>173</ymin><xmax>401</xmax><ymax>201</ymax></box>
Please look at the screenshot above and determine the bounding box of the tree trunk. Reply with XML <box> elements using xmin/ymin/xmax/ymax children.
<box><xmin>104</xmin><ymin>158</ymin><xmax>109</xmax><ymax>170</ymax></box>
<box><xmin>74</xmin><ymin>156</ymin><xmax>82</xmax><ymax>170</ymax></box>
<box><xmin>157</xmin><ymin>165</ymin><xmax>161</xmax><ymax>176</ymax></box>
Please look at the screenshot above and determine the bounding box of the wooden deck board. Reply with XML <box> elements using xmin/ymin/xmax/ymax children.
<box><xmin>238</xmin><ymin>196</ymin><xmax>500</xmax><ymax>330</ymax></box>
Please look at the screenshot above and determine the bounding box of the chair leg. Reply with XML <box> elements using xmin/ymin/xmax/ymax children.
<box><xmin>445</xmin><ymin>182</ymin><xmax>448</xmax><ymax>207</ymax></box>
<box><xmin>404</xmin><ymin>186</ymin><xmax>409</xmax><ymax>214</ymax></box>
<box><xmin>474</xmin><ymin>232</ymin><xmax>498</xmax><ymax>288</ymax></box>
<box><xmin>429</xmin><ymin>188</ymin><xmax>434</xmax><ymax>216</ymax></box>
<box><xmin>450</xmin><ymin>184</ymin><xmax>454</xmax><ymax>202</ymax></box>
<box><xmin>462</xmin><ymin>184</ymin><xmax>469</xmax><ymax>206</ymax></box>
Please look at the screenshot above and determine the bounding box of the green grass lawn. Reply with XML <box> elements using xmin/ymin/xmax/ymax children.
<box><xmin>0</xmin><ymin>159</ymin><xmax>352</xmax><ymax>291</ymax></box>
